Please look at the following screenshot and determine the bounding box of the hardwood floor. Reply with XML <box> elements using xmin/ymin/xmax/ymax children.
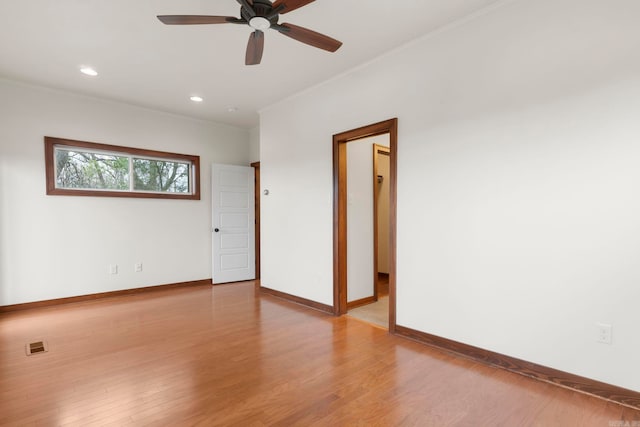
<box><xmin>1</xmin><ymin>282</ymin><xmax>639</xmax><ymax>426</ymax></box>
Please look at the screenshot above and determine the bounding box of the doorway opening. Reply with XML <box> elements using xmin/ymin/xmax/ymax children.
<box><xmin>332</xmin><ymin>118</ymin><xmax>397</xmax><ymax>332</ymax></box>
<box><xmin>345</xmin><ymin>143</ymin><xmax>390</xmax><ymax>327</ymax></box>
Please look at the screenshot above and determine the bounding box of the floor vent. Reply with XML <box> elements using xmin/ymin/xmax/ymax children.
<box><xmin>26</xmin><ymin>341</ymin><xmax>48</xmax><ymax>356</ymax></box>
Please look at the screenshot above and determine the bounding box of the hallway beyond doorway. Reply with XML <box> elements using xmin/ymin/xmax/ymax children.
<box><xmin>347</xmin><ymin>273</ymin><xmax>389</xmax><ymax>328</ymax></box>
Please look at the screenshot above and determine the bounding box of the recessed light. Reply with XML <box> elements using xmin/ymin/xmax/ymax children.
<box><xmin>190</xmin><ymin>96</ymin><xmax>204</xmax><ymax>103</ymax></box>
<box><xmin>225</xmin><ymin>106</ymin><xmax>238</xmax><ymax>113</ymax></box>
<box><xmin>80</xmin><ymin>67</ymin><xmax>98</xmax><ymax>77</ymax></box>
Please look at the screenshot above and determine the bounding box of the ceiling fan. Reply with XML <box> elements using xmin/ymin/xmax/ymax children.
<box><xmin>158</xmin><ymin>0</ymin><xmax>343</xmax><ymax>65</ymax></box>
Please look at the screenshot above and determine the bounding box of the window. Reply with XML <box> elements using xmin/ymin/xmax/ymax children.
<box><xmin>45</xmin><ymin>137</ymin><xmax>200</xmax><ymax>199</ymax></box>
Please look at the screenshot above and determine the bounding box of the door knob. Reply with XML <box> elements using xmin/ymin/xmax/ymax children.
<box><xmin>214</xmin><ymin>228</ymin><xmax>220</xmax><ymax>232</ymax></box>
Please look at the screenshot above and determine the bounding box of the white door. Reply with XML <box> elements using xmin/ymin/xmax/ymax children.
<box><xmin>212</xmin><ymin>164</ymin><xmax>255</xmax><ymax>284</ymax></box>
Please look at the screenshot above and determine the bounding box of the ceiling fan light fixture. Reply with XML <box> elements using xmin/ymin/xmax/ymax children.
<box><xmin>190</xmin><ymin>96</ymin><xmax>204</xmax><ymax>102</ymax></box>
<box><xmin>80</xmin><ymin>67</ymin><xmax>98</xmax><ymax>77</ymax></box>
<box><xmin>249</xmin><ymin>17</ymin><xmax>271</xmax><ymax>31</ymax></box>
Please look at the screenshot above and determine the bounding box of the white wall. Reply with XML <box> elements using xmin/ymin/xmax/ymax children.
<box><xmin>0</xmin><ymin>79</ymin><xmax>250</xmax><ymax>305</ymax></box>
<box><xmin>249</xmin><ymin>126</ymin><xmax>260</xmax><ymax>163</ymax></box>
<box><xmin>260</xmin><ymin>0</ymin><xmax>640</xmax><ymax>391</ymax></box>
<box><xmin>346</xmin><ymin>134</ymin><xmax>389</xmax><ymax>303</ymax></box>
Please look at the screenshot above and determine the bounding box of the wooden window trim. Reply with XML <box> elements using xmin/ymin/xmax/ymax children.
<box><xmin>44</xmin><ymin>136</ymin><xmax>201</xmax><ymax>200</ymax></box>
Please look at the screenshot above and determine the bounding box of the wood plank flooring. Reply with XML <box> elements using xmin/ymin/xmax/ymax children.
<box><xmin>1</xmin><ymin>281</ymin><xmax>639</xmax><ymax>426</ymax></box>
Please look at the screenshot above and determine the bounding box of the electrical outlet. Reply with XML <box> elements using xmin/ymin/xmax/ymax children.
<box><xmin>109</xmin><ymin>264</ymin><xmax>118</xmax><ymax>275</ymax></box>
<box><xmin>596</xmin><ymin>323</ymin><xmax>612</xmax><ymax>344</ymax></box>
<box><xmin>135</xmin><ymin>262</ymin><xmax>143</xmax><ymax>272</ymax></box>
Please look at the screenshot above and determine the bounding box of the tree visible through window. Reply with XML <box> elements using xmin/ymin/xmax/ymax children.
<box><xmin>133</xmin><ymin>158</ymin><xmax>190</xmax><ymax>193</ymax></box>
<box><xmin>56</xmin><ymin>150</ymin><xmax>130</xmax><ymax>190</ymax></box>
<box><xmin>45</xmin><ymin>137</ymin><xmax>200</xmax><ymax>200</ymax></box>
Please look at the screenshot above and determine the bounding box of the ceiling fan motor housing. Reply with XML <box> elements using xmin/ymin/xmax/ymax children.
<box><xmin>241</xmin><ymin>0</ymin><xmax>280</xmax><ymax>26</ymax></box>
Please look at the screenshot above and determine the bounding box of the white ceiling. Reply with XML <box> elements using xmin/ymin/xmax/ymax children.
<box><xmin>0</xmin><ymin>0</ymin><xmax>500</xmax><ymax>128</ymax></box>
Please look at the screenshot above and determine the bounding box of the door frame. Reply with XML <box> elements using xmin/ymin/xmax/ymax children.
<box><xmin>251</xmin><ymin>162</ymin><xmax>260</xmax><ymax>281</ymax></box>
<box><xmin>332</xmin><ymin>118</ymin><xmax>398</xmax><ymax>333</ymax></box>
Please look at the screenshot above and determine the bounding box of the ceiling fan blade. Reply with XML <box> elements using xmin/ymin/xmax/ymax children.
<box><xmin>276</xmin><ymin>23</ymin><xmax>342</xmax><ymax>52</ymax></box>
<box><xmin>245</xmin><ymin>31</ymin><xmax>265</xmax><ymax>65</ymax></box>
<box><xmin>157</xmin><ymin>15</ymin><xmax>238</xmax><ymax>25</ymax></box>
<box><xmin>272</xmin><ymin>0</ymin><xmax>315</xmax><ymax>14</ymax></box>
